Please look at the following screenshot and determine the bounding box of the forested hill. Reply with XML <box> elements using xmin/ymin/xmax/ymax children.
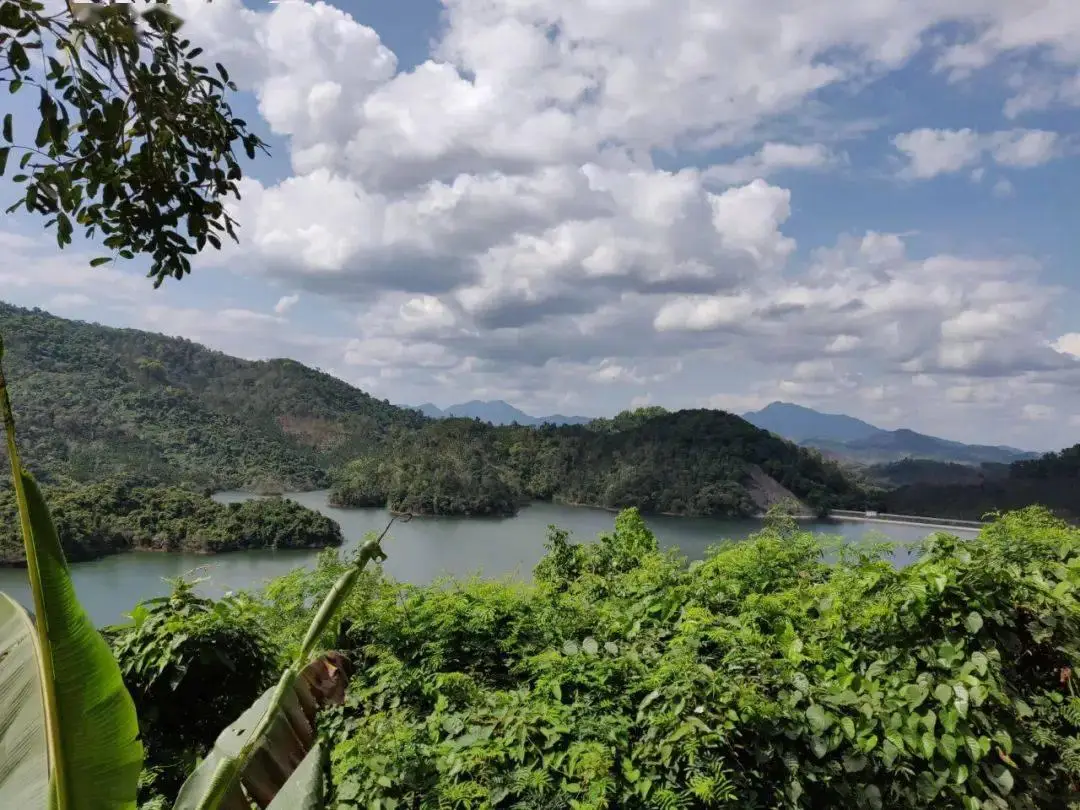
<box><xmin>330</xmin><ymin>409</ymin><xmax>866</xmax><ymax>518</ymax></box>
<box><xmin>878</xmin><ymin>443</ymin><xmax>1080</xmax><ymax>522</ymax></box>
<box><xmin>0</xmin><ymin>302</ymin><xmax>425</xmax><ymax>490</ymax></box>
<box><xmin>0</xmin><ymin>302</ymin><xmax>866</xmax><ymax>513</ymax></box>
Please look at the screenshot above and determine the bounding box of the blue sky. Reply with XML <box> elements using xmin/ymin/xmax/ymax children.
<box><xmin>3</xmin><ymin>0</ymin><xmax>1080</xmax><ymax>450</ymax></box>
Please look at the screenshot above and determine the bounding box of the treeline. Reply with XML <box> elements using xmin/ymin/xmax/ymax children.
<box><xmin>330</xmin><ymin>408</ymin><xmax>866</xmax><ymax>517</ymax></box>
<box><xmin>872</xmin><ymin>443</ymin><xmax>1080</xmax><ymax>521</ymax></box>
<box><xmin>1012</xmin><ymin>443</ymin><xmax>1080</xmax><ymax>479</ymax></box>
<box><xmin>863</xmin><ymin>458</ymin><xmax>1009</xmax><ymax>488</ymax></box>
<box><xmin>0</xmin><ymin>479</ymin><xmax>343</xmax><ymax>565</ymax></box>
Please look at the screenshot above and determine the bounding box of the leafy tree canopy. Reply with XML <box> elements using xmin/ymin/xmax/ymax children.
<box><xmin>0</xmin><ymin>0</ymin><xmax>265</xmax><ymax>284</ymax></box>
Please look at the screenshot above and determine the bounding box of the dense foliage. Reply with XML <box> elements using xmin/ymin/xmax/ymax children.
<box><xmin>879</xmin><ymin>444</ymin><xmax>1080</xmax><ymax>522</ymax></box>
<box><xmin>229</xmin><ymin>506</ymin><xmax>1080</xmax><ymax>809</ymax></box>
<box><xmin>0</xmin><ymin>0</ymin><xmax>265</xmax><ymax>283</ymax></box>
<box><xmin>0</xmin><ymin>302</ymin><xmax>426</xmax><ymax>489</ymax></box>
<box><xmin>0</xmin><ymin>478</ymin><xmax>343</xmax><ymax>565</ymax></box>
<box><xmin>1012</xmin><ymin>445</ymin><xmax>1080</xmax><ymax>480</ymax></box>
<box><xmin>330</xmin><ymin>410</ymin><xmax>865</xmax><ymax>518</ymax></box>
<box><xmin>863</xmin><ymin>460</ymin><xmax>1009</xmax><ymax>489</ymax></box>
<box><xmin>105</xmin><ymin>580</ymin><xmax>278</xmax><ymax>805</ymax></box>
<box><xmin>329</xmin><ymin>419</ymin><xmax>522</xmax><ymax>516</ymax></box>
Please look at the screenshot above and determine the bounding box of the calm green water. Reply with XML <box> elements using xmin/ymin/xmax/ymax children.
<box><xmin>0</xmin><ymin>492</ymin><xmax>976</xmax><ymax>625</ymax></box>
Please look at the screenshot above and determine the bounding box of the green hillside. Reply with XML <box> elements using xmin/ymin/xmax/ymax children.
<box><xmin>0</xmin><ymin>302</ymin><xmax>425</xmax><ymax>490</ymax></box>
<box><xmin>330</xmin><ymin>408</ymin><xmax>867</xmax><ymax>518</ymax></box>
<box><xmin>0</xmin><ymin>302</ymin><xmax>869</xmax><ymax>517</ymax></box>
<box><xmin>872</xmin><ymin>444</ymin><xmax>1080</xmax><ymax>522</ymax></box>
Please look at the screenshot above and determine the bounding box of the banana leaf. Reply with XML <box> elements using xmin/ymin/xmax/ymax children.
<box><xmin>264</xmin><ymin>741</ymin><xmax>325</xmax><ymax>810</ymax></box>
<box><xmin>1</xmin><ymin>338</ymin><xmax>144</xmax><ymax>809</ymax></box>
<box><xmin>0</xmin><ymin>592</ymin><xmax>49</xmax><ymax>807</ymax></box>
<box><xmin>173</xmin><ymin>653</ymin><xmax>348</xmax><ymax>810</ymax></box>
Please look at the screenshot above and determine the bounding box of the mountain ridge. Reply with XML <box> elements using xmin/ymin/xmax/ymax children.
<box><xmin>409</xmin><ymin>399</ymin><xmax>593</xmax><ymax>426</ymax></box>
<box><xmin>742</xmin><ymin>401</ymin><xmax>1037</xmax><ymax>465</ymax></box>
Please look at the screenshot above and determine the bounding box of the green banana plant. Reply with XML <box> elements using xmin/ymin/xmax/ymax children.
<box><xmin>172</xmin><ymin>522</ymin><xmax>399</xmax><ymax>810</ymax></box>
<box><xmin>0</xmin><ymin>335</ymin><xmax>144</xmax><ymax>809</ymax></box>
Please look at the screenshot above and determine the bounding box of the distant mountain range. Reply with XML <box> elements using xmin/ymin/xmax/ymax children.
<box><xmin>742</xmin><ymin>401</ymin><xmax>1039</xmax><ymax>466</ymax></box>
<box><xmin>410</xmin><ymin>400</ymin><xmax>593</xmax><ymax>427</ymax></box>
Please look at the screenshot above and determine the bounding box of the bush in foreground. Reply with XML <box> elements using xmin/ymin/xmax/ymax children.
<box><xmin>252</xmin><ymin>506</ymin><xmax>1080</xmax><ymax>809</ymax></box>
<box><xmin>106</xmin><ymin>579</ymin><xmax>279</xmax><ymax>804</ymax></box>
<box><xmin>117</xmin><ymin>506</ymin><xmax>1080</xmax><ymax>808</ymax></box>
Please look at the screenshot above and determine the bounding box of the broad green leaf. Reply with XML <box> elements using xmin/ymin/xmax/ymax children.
<box><xmin>843</xmin><ymin>754</ymin><xmax>867</xmax><ymax>773</ymax></box>
<box><xmin>989</xmin><ymin>764</ymin><xmax>1014</xmax><ymax>795</ymax></box>
<box><xmin>265</xmin><ymin>742</ymin><xmax>325</xmax><ymax>810</ymax></box>
<box><xmin>840</xmin><ymin>716</ymin><xmax>856</xmax><ymax>739</ymax></box>
<box><xmin>0</xmin><ymin>592</ymin><xmax>48</xmax><ymax>808</ymax></box>
<box><xmin>963</xmin><ymin>736</ymin><xmax>981</xmax><ymax>762</ymax></box>
<box><xmin>581</xmin><ymin>637</ymin><xmax>599</xmax><ymax>655</ymax></box>
<box><xmin>970</xmin><ymin>652</ymin><xmax>988</xmax><ymax>676</ymax></box>
<box><xmin>934</xmin><ymin>683</ymin><xmax>952</xmax><ymax>705</ymax></box>
<box><xmin>939</xmin><ymin>734</ymin><xmax>957</xmax><ymax>763</ymax></box>
<box><xmin>916</xmin><ymin>771</ymin><xmax>939</xmax><ymax>801</ymax></box>
<box><xmin>805</xmin><ymin>704</ymin><xmax>830</xmax><ymax>734</ymax></box>
<box><xmin>940</xmin><ymin>707</ymin><xmax>958</xmax><ymax>733</ymax></box>
<box><xmin>638</xmin><ymin>690</ymin><xmax>660</xmax><ymax>715</ymax></box>
<box><xmin>881</xmin><ymin>739</ymin><xmax>900</xmax><ymax>767</ymax></box>
<box><xmin>952</xmin><ymin>684</ymin><xmax>969</xmax><ymax>718</ymax></box>
<box><xmin>964</xmin><ymin>612</ymin><xmax>983</xmax><ymax>634</ymax></box>
<box><xmin>173</xmin><ymin>531</ymin><xmax>385</xmax><ymax>810</ymax></box>
<box><xmin>905</xmin><ymin>684</ymin><xmax>929</xmax><ymax>709</ymax></box>
<box><xmin>919</xmin><ymin>732</ymin><xmax>936</xmax><ymax>760</ymax></box>
<box><xmin>171</xmin><ymin>684</ymin><xmax>266</xmax><ymax>810</ymax></box>
<box><xmin>922</xmin><ymin>710</ymin><xmax>937</xmax><ymax>733</ymax></box>
<box><xmin>19</xmin><ymin>472</ymin><xmax>144</xmax><ymax>809</ymax></box>
<box><xmin>826</xmin><ymin>689</ymin><xmax>858</xmax><ymax>706</ymax></box>
<box><xmin>1</xmin><ymin>335</ymin><xmax>143</xmax><ymax>810</ymax></box>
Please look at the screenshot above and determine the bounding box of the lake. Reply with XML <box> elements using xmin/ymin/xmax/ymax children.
<box><xmin>0</xmin><ymin>492</ymin><xmax>978</xmax><ymax>625</ymax></box>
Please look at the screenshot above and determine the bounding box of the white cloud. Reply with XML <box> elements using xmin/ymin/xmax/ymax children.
<box><xmin>1003</xmin><ymin>71</ymin><xmax>1080</xmax><ymax>118</ymax></box>
<box><xmin>274</xmin><ymin>293</ymin><xmax>300</xmax><ymax>314</ymax></box>
<box><xmin>893</xmin><ymin>128</ymin><xmax>984</xmax><ymax>179</ymax></box>
<box><xmin>703</xmin><ymin>143</ymin><xmax>835</xmax><ymax>186</ymax></box>
<box><xmin>8</xmin><ymin>0</ymin><xmax>1079</xmax><ymax>448</ymax></box>
<box><xmin>1021</xmin><ymin>403</ymin><xmax>1055</xmax><ymax>421</ymax></box>
<box><xmin>1053</xmin><ymin>333</ymin><xmax>1080</xmax><ymax>358</ymax></box>
<box><xmin>992</xmin><ymin>178</ymin><xmax>1015</xmax><ymax>198</ymax></box>
<box><xmin>893</xmin><ymin>128</ymin><xmax>1061</xmax><ymax>179</ymax></box>
<box><xmin>988</xmin><ymin>129</ymin><xmax>1061</xmax><ymax>167</ymax></box>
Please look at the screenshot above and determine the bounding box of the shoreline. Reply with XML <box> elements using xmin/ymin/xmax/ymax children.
<box><xmin>825</xmin><ymin>514</ymin><xmax>984</xmax><ymax>532</ymax></box>
<box><xmin>286</xmin><ymin>490</ymin><xmax>991</xmax><ymax>530</ymax></box>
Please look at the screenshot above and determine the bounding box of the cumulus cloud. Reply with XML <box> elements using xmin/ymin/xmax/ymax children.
<box><xmin>893</xmin><ymin>128</ymin><xmax>1061</xmax><ymax>179</ymax></box>
<box><xmin>29</xmin><ymin>0</ymin><xmax>1080</xmax><ymax>446</ymax></box>
<box><xmin>702</xmin><ymin>143</ymin><xmax>836</xmax><ymax>186</ymax></box>
<box><xmin>1053</xmin><ymin>334</ymin><xmax>1080</xmax><ymax>358</ymax></box>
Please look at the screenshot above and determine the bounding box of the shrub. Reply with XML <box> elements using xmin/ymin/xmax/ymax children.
<box><xmin>107</xmin><ymin>578</ymin><xmax>279</xmax><ymax>804</ymax></box>
<box><xmin>316</xmin><ymin>506</ymin><xmax>1080</xmax><ymax>809</ymax></box>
